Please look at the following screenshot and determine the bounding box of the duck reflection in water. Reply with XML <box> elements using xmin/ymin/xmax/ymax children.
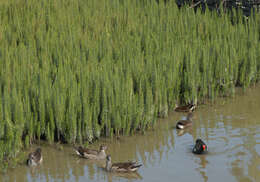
<box><xmin>176</xmin><ymin>127</ymin><xmax>193</xmax><ymax>136</ymax></box>
<box><xmin>106</xmin><ymin>171</ymin><xmax>143</xmax><ymax>182</ymax></box>
<box><xmin>195</xmin><ymin>155</ymin><xmax>209</xmax><ymax>182</ymax></box>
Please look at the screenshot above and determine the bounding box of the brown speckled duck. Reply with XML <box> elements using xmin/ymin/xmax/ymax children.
<box><xmin>74</xmin><ymin>145</ymin><xmax>107</xmax><ymax>160</ymax></box>
<box><xmin>105</xmin><ymin>155</ymin><xmax>142</xmax><ymax>172</ymax></box>
<box><xmin>27</xmin><ymin>148</ymin><xmax>43</xmax><ymax>166</ymax></box>
<box><xmin>174</xmin><ymin>104</ymin><xmax>196</xmax><ymax>112</ymax></box>
<box><xmin>176</xmin><ymin>112</ymin><xmax>193</xmax><ymax>130</ymax></box>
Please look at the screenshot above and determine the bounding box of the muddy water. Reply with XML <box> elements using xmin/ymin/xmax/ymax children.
<box><xmin>1</xmin><ymin>85</ymin><xmax>260</xmax><ymax>182</ymax></box>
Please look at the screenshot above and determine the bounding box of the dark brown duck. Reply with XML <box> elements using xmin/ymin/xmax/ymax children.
<box><xmin>192</xmin><ymin>139</ymin><xmax>208</xmax><ymax>154</ymax></box>
<box><xmin>174</xmin><ymin>104</ymin><xmax>196</xmax><ymax>112</ymax></box>
<box><xmin>176</xmin><ymin>112</ymin><xmax>193</xmax><ymax>130</ymax></box>
<box><xmin>74</xmin><ymin>145</ymin><xmax>107</xmax><ymax>160</ymax></box>
<box><xmin>27</xmin><ymin>148</ymin><xmax>43</xmax><ymax>166</ymax></box>
<box><xmin>105</xmin><ymin>155</ymin><xmax>142</xmax><ymax>172</ymax></box>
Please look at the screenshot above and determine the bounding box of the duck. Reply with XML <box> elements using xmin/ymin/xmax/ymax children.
<box><xmin>105</xmin><ymin>155</ymin><xmax>142</xmax><ymax>172</ymax></box>
<box><xmin>27</xmin><ymin>148</ymin><xmax>43</xmax><ymax>166</ymax></box>
<box><xmin>176</xmin><ymin>112</ymin><xmax>193</xmax><ymax>129</ymax></box>
<box><xmin>192</xmin><ymin>139</ymin><xmax>208</xmax><ymax>154</ymax></box>
<box><xmin>74</xmin><ymin>145</ymin><xmax>107</xmax><ymax>160</ymax></box>
<box><xmin>174</xmin><ymin>103</ymin><xmax>196</xmax><ymax>112</ymax></box>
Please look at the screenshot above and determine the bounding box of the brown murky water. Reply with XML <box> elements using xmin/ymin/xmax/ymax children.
<box><xmin>1</xmin><ymin>85</ymin><xmax>260</xmax><ymax>182</ymax></box>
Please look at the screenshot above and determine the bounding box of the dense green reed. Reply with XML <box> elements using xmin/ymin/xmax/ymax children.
<box><xmin>0</xmin><ymin>0</ymin><xmax>259</xmax><ymax>167</ymax></box>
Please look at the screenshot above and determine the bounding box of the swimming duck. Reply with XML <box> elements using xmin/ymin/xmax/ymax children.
<box><xmin>74</xmin><ymin>145</ymin><xmax>107</xmax><ymax>160</ymax></box>
<box><xmin>27</xmin><ymin>148</ymin><xmax>43</xmax><ymax>166</ymax></box>
<box><xmin>174</xmin><ymin>104</ymin><xmax>196</xmax><ymax>112</ymax></box>
<box><xmin>176</xmin><ymin>112</ymin><xmax>193</xmax><ymax>129</ymax></box>
<box><xmin>192</xmin><ymin>139</ymin><xmax>208</xmax><ymax>154</ymax></box>
<box><xmin>105</xmin><ymin>155</ymin><xmax>142</xmax><ymax>172</ymax></box>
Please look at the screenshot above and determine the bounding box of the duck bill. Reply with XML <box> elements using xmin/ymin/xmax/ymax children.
<box><xmin>202</xmin><ymin>145</ymin><xmax>206</xmax><ymax>151</ymax></box>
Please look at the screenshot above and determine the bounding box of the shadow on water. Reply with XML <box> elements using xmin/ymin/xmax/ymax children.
<box><xmin>1</xmin><ymin>85</ymin><xmax>260</xmax><ymax>182</ymax></box>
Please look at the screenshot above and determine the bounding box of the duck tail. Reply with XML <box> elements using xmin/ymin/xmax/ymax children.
<box><xmin>135</xmin><ymin>164</ymin><xmax>142</xmax><ymax>168</ymax></box>
<box><xmin>27</xmin><ymin>159</ymin><xmax>32</xmax><ymax>166</ymax></box>
<box><xmin>176</xmin><ymin>124</ymin><xmax>184</xmax><ymax>129</ymax></box>
<box><xmin>189</xmin><ymin>104</ymin><xmax>196</xmax><ymax>111</ymax></box>
<box><xmin>73</xmin><ymin>146</ymin><xmax>81</xmax><ymax>156</ymax></box>
<box><xmin>130</xmin><ymin>164</ymin><xmax>142</xmax><ymax>171</ymax></box>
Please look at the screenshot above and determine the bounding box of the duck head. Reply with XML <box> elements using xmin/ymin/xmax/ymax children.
<box><xmin>36</xmin><ymin>148</ymin><xmax>41</xmax><ymax>154</ymax></box>
<box><xmin>100</xmin><ymin>145</ymin><xmax>107</xmax><ymax>151</ymax></box>
<box><xmin>105</xmin><ymin>155</ymin><xmax>112</xmax><ymax>171</ymax></box>
<box><xmin>106</xmin><ymin>155</ymin><xmax>112</xmax><ymax>161</ymax></box>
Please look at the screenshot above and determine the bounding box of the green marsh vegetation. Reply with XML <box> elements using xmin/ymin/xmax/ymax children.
<box><xmin>0</xmin><ymin>0</ymin><xmax>259</xmax><ymax>169</ymax></box>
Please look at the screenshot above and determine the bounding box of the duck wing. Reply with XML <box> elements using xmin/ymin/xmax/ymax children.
<box><xmin>75</xmin><ymin>146</ymin><xmax>99</xmax><ymax>156</ymax></box>
<box><xmin>112</xmin><ymin>161</ymin><xmax>135</xmax><ymax>168</ymax></box>
<box><xmin>84</xmin><ymin>148</ymin><xmax>99</xmax><ymax>155</ymax></box>
<box><xmin>177</xmin><ymin>120</ymin><xmax>192</xmax><ymax>125</ymax></box>
<box><xmin>175</xmin><ymin>104</ymin><xmax>195</xmax><ymax>112</ymax></box>
<box><xmin>193</xmin><ymin>143</ymin><xmax>203</xmax><ymax>154</ymax></box>
<box><xmin>33</xmin><ymin>151</ymin><xmax>41</xmax><ymax>162</ymax></box>
<box><xmin>28</xmin><ymin>150</ymin><xmax>42</xmax><ymax>163</ymax></box>
<box><xmin>176</xmin><ymin>120</ymin><xmax>192</xmax><ymax>129</ymax></box>
<box><xmin>112</xmin><ymin>161</ymin><xmax>142</xmax><ymax>171</ymax></box>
